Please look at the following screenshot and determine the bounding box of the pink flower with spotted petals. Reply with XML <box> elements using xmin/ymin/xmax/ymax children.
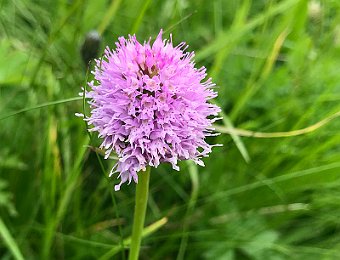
<box><xmin>79</xmin><ymin>30</ymin><xmax>221</xmax><ymax>191</ymax></box>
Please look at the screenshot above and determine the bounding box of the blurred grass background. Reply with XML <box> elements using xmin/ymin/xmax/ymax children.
<box><xmin>0</xmin><ymin>0</ymin><xmax>340</xmax><ymax>259</ymax></box>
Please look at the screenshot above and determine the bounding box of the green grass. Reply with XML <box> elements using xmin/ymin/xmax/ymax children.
<box><xmin>1</xmin><ymin>0</ymin><xmax>340</xmax><ymax>259</ymax></box>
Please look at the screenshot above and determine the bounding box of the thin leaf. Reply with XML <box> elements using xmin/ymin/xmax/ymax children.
<box><xmin>0</xmin><ymin>218</ymin><xmax>24</xmax><ymax>260</ymax></box>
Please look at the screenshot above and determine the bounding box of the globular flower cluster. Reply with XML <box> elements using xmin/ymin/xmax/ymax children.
<box><xmin>80</xmin><ymin>30</ymin><xmax>221</xmax><ymax>191</ymax></box>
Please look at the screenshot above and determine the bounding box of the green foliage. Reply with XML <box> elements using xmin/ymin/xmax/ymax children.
<box><xmin>0</xmin><ymin>0</ymin><xmax>340</xmax><ymax>259</ymax></box>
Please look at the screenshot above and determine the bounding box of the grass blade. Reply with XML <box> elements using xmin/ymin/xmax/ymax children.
<box><xmin>0</xmin><ymin>218</ymin><xmax>24</xmax><ymax>260</ymax></box>
<box><xmin>0</xmin><ymin>97</ymin><xmax>82</xmax><ymax>121</ymax></box>
<box><xmin>215</xmin><ymin>111</ymin><xmax>340</xmax><ymax>138</ymax></box>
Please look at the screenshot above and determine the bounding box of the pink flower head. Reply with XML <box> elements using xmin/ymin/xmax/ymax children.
<box><xmin>80</xmin><ymin>30</ymin><xmax>221</xmax><ymax>191</ymax></box>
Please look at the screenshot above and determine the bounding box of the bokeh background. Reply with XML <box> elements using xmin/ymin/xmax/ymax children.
<box><xmin>1</xmin><ymin>0</ymin><xmax>340</xmax><ymax>259</ymax></box>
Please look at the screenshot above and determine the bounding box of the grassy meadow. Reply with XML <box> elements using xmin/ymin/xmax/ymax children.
<box><xmin>1</xmin><ymin>0</ymin><xmax>340</xmax><ymax>259</ymax></box>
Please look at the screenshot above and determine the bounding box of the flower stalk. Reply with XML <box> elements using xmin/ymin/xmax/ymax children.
<box><xmin>129</xmin><ymin>167</ymin><xmax>151</xmax><ymax>260</ymax></box>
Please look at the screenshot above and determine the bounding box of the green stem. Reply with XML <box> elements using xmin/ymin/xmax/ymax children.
<box><xmin>129</xmin><ymin>167</ymin><xmax>151</xmax><ymax>260</ymax></box>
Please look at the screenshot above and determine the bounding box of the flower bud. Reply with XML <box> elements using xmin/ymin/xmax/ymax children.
<box><xmin>81</xmin><ymin>30</ymin><xmax>101</xmax><ymax>66</ymax></box>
